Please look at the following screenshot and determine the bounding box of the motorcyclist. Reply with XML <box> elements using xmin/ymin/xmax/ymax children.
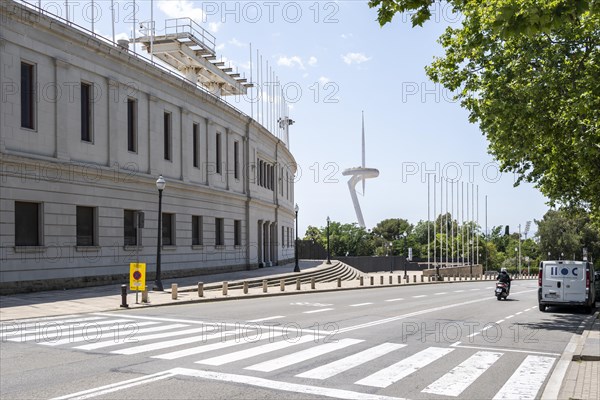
<box><xmin>497</xmin><ymin>268</ymin><xmax>511</xmax><ymax>293</ymax></box>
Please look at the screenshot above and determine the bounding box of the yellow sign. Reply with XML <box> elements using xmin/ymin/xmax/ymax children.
<box><xmin>129</xmin><ymin>263</ymin><xmax>146</xmax><ymax>291</ymax></box>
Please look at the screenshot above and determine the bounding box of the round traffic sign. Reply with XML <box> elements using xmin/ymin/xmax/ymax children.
<box><xmin>133</xmin><ymin>270</ymin><xmax>142</xmax><ymax>280</ymax></box>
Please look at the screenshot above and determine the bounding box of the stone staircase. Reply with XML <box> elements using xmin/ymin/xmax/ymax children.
<box><xmin>193</xmin><ymin>261</ymin><xmax>362</xmax><ymax>292</ymax></box>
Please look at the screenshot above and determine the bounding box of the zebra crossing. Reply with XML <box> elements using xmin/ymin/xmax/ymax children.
<box><xmin>2</xmin><ymin>313</ymin><xmax>557</xmax><ymax>398</ymax></box>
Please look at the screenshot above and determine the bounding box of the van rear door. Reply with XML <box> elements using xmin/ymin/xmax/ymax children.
<box><xmin>562</xmin><ymin>262</ymin><xmax>586</xmax><ymax>302</ymax></box>
<box><xmin>542</xmin><ymin>262</ymin><xmax>564</xmax><ymax>301</ymax></box>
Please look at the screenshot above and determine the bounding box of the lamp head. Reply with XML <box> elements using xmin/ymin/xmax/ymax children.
<box><xmin>294</xmin><ymin>203</ymin><xmax>299</xmax><ymax>213</ymax></box>
<box><xmin>327</xmin><ymin>216</ymin><xmax>330</xmax><ymax>223</ymax></box>
<box><xmin>156</xmin><ymin>175</ymin><xmax>166</xmax><ymax>191</ymax></box>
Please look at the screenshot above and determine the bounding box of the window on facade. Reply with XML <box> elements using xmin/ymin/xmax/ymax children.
<box><xmin>215</xmin><ymin>217</ymin><xmax>224</xmax><ymax>246</ymax></box>
<box><xmin>21</xmin><ymin>62</ymin><xmax>35</xmax><ymax>129</ymax></box>
<box><xmin>234</xmin><ymin>141</ymin><xmax>240</xmax><ymax>180</ymax></box>
<box><xmin>282</xmin><ymin>226</ymin><xmax>285</xmax><ymax>248</ymax></box>
<box><xmin>192</xmin><ymin>215</ymin><xmax>203</xmax><ymax>246</ymax></box>
<box><xmin>124</xmin><ymin>209</ymin><xmax>138</xmax><ymax>245</ymax></box>
<box><xmin>216</xmin><ymin>133</ymin><xmax>222</xmax><ymax>174</ymax></box>
<box><xmin>76</xmin><ymin>206</ymin><xmax>95</xmax><ymax>246</ymax></box>
<box><xmin>81</xmin><ymin>82</ymin><xmax>92</xmax><ymax>142</ymax></box>
<box><xmin>162</xmin><ymin>213</ymin><xmax>174</xmax><ymax>246</ymax></box>
<box><xmin>234</xmin><ymin>220</ymin><xmax>241</xmax><ymax>246</ymax></box>
<box><xmin>193</xmin><ymin>123</ymin><xmax>199</xmax><ymax>168</ymax></box>
<box><xmin>164</xmin><ymin>112</ymin><xmax>172</xmax><ymax>161</ymax></box>
<box><xmin>15</xmin><ymin>201</ymin><xmax>40</xmax><ymax>246</ymax></box>
<box><xmin>127</xmin><ymin>98</ymin><xmax>137</xmax><ymax>152</ymax></box>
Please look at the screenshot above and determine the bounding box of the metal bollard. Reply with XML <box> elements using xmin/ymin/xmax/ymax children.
<box><xmin>360</xmin><ymin>276</ymin><xmax>364</xmax><ymax>286</ymax></box>
<box><xmin>263</xmin><ymin>280</ymin><xmax>268</xmax><ymax>293</ymax></box>
<box><xmin>142</xmin><ymin>286</ymin><xmax>149</xmax><ymax>303</ymax></box>
<box><xmin>243</xmin><ymin>281</ymin><xmax>249</xmax><ymax>294</ymax></box>
<box><xmin>120</xmin><ymin>285</ymin><xmax>128</xmax><ymax>308</ymax></box>
<box><xmin>223</xmin><ymin>281</ymin><xmax>228</xmax><ymax>296</ymax></box>
<box><xmin>420</xmin><ymin>275</ymin><xmax>424</xmax><ymax>283</ymax></box>
<box><xmin>171</xmin><ymin>283</ymin><xmax>178</xmax><ymax>300</ymax></box>
<box><xmin>311</xmin><ymin>277</ymin><xmax>316</xmax><ymax>289</ymax></box>
<box><xmin>198</xmin><ymin>282</ymin><xmax>204</xmax><ymax>297</ymax></box>
<box><xmin>337</xmin><ymin>278</ymin><xmax>342</xmax><ymax>288</ymax></box>
<box><xmin>405</xmin><ymin>275</ymin><xmax>409</xmax><ymax>283</ymax></box>
<box><xmin>297</xmin><ymin>278</ymin><xmax>301</xmax><ymax>290</ymax></box>
<box><xmin>280</xmin><ymin>279</ymin><xmax>285</xmax><ymax>291</ymax></box>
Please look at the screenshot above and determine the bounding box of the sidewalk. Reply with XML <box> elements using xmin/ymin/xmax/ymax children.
<box><xmin>1</xmin><ymin>263</ymin><xmax>597</xmax><ymax>400</ymax></box>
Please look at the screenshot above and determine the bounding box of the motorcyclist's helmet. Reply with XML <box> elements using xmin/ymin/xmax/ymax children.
<box><xmin>501</xmin><ymin>268</ymin><xmax>507</xmax><ymax>273</ymax></box>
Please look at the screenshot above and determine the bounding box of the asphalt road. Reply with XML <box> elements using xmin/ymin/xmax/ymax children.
<box><xmin>1</xmin><ymin>280</ymin><xmax>594</xmax><ymax>400</ymax></box>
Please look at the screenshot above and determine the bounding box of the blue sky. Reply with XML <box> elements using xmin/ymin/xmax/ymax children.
<box><xmin>30</xmin><ymin>0</ymin><xmax>550</xmax><ymax>237</ymax></box>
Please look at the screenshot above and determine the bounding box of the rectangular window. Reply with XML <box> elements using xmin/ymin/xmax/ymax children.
<box><xmin>76</xmin><ymin>206</ymin><xmax>95</xmax><ymax>246</ymax></box>
<box><xmin>215</xmin><ymin>217</ymin><xmax>224</xmax><ymax>246</ymax></box>
<box><xmin>234</xmin><ymin>220</ymin><xmax>241</xmax><ymax>246</ymax></box>
<box><xmin>162</xmin><ymin>213</ymin><xmax>174</xmax><ymax>246</ymax></box>
<box><xmin>124</xmin><ymin>209</ymin><xmax>137</xmax><ymax>245</ymax></box>
<box><xmin>80</xmin><ymin>82</ymin><xmax>92</xmax><ymax>142</ymax></box>
<box><xmin>282</xmin><ymin>226</ymin><xmax>285</xmax><ymax>248</ymax></box>
<box><xmin>216</xmin><ymin>133</ymin><xmax>222</xmax><ymax>174</ymax></box>
<box><xmin>234</xmin><ymin>141</ymin><xmax>240</xmax><ymax>180</ymax></box>
<box><xmin>164</xmin><ymin>112</ymin><xmax>172</xmax><ymax>161</ymax></box>
<box><xmin>192</xmin><ymin>215</ymin><xmax>203</xmax><ymax>246</ymax></box>
<box><xmin>15</xmin><ymin>201</ymin><xmax>40</xmax><ymax>246</ymax></box>
<box><xmin>127</xmin><ymin>98</ymin><xmax>137</xmax><ymax>152</ymax></box>
<box><xmin>21</xmin><ymin>62</ymin><xmax>35</xmax><ymax>129</ymax></box>
<box><xmin>192</xmin><ymin>123</ymin><xmax>199</xmax><ymax>168</ymax></box>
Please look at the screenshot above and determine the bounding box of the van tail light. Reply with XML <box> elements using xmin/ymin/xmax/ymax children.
<box><xmin>538</xmin><ymin>269</ymin><xmax>543</xmax><ymax>286</ymax></box>
<box><xmin>586</xmin><ymin>270</ymin><xmax>590</xmax><ymax>289</ymax></box>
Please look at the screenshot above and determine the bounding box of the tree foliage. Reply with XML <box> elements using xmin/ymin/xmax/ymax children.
<box><xmin>369</xmin><ymin>0</ymin><xmax>600</xmax><ymax>219</ymax></box>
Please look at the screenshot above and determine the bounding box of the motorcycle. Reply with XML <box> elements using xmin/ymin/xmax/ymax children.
<box><xmin>495</xmin><ymin>282</ymin><xmax>509</xmax><ymax>300</ymax></box>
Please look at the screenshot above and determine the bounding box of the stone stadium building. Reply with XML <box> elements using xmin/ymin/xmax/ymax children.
<box><xmin>0</xmin><ymin>1</ymin><xmax>298</xmax><ymax>293</ymax></box>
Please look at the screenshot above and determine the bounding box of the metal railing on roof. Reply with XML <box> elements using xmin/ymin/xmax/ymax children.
<box><xmin>164</xmin><ymin>17</ymin><xmax>216</xmax><ymax>55</ymax></box>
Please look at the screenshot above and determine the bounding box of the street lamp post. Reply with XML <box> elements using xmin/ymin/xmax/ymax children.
<box><xmin>294</xmin><ymin>204</ymin><xmax>300</xmax><ymax>272</ymax></box>
<box><xmin>326</xmin><ymin>216</ymin><xmax>331</xmax><ymax>264</ymax></box>
<box><xmin>389</xmin><ymin>242</ymin><xmax>393</xmax><ymax>273</ymax></box>
<box><xmin>401</xmin><ymin>231</ymin><xmax>408</xmax><ymax>278</ymax></box>
<box><xmin>154</xmin><ymin>175</ymin><xmax>166</xmax><ymax>291</ymax></box>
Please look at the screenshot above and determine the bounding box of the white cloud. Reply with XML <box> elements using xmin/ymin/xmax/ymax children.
<box><xmin>229</xmin><ymin>38</ymin><xmax>245</xmax><ymax>47</ymax></box>
<box><xmin>319</xmin><ymin>76</ymin><xmax>331</xmax><ymax>84</ymax></box>
<box><xmin>277</xmin><ymin>55</ymin><xmax>305</xmax><ymax>69</ymax></box>
<box><xmin>341</xmin><ymin>33</ymin><xmax>353</xmax><ymax>39</ymax></box>
<box><xmin>308</xmin><ymin>56</ymin><xmax>318</xmax><ymax>67</ymax></box>
<box><xmin>158</xmin><ymin>0</ymin><xmax>204</xmax><ymax>22</ymax></box>
<box><xmin>216</xmin><ymin>43</ymin><xmax>225</xmax><ymax>51</ymax></box>
<box><xmin>208</xmin><ymin>22</ymin><xmax>222</xmax><ymax>33</ymax></box>
<box><xmin>342</xmin><ymin>52</ymin><xmax>371</xmax><ymax>65</ymax></box>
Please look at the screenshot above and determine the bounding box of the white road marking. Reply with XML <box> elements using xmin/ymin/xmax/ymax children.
<box><xmin>356</xmin><ymin>347</ymin><xmax>454</xmax><ymax>388</ymax></box>
<box><xmin>454</xmin><ymin>290</ymin><xmax>465</xmax><ymax>293</ymax></box>
<box><xmin>155</xmin><ymin>331</ymin><xmax>288</xmax><ymax>361</ymax></box>
<box><xmin>422</xmin><ymin>351</ymin><xmax>503</xmax><ymax>396</ymax></box>
<box><xmin>470</xmin><ymin>288</ymin><xmax>480</xmax><ymax>291</ymax></box>
<box><xmin>303</xmin><ymin>308</ymin><xmax>334</xmax><ymax>314</ymax></box>
<box><xmin>412</xmin><ymin>295</ymin><xmax>426</xmax><ymax>298</ymax></box>
<box><xmin>246</xmin><ymin>338</ymin><xmax>363</xmax><ymax>372</ymax></box>
<box><xmin>452</xmin><ymin>343</ymin><xmax>560</xmax><ymax>356</ymax></box>
<box><xmin>41</xmin><ymin>321</ymin><xmax>159</xmax><ymax>346</ymax></box>
<box><xmin>493</xmin><ymin>355</ymin><xmax>555</xmax><ymax>399</ymax></box>
<box><xmin>74</xmin><ymin>324</ymin><xmax>190</xmax><ymax>350</ymax></box>
<box><xmin>3</xmin><ymin>317</ymin><xmax>107</xmax><ymax>338</ymax></box>
<box><xmin>495</xmin><ymin>319</ymin><xmax>505</xmax><ymax>324</ymax></box>
<box><xmin>113</xmin><ymin>328</ymin><xmax>244</xmax><ymax>355</ymax></box>
<box><xmin>350</xmin><ymin>303</ymin><xmax>373</xmax><ymax>307</ymax></box>
<box><xmin>247</xmin><ymin>316</ymin><xmax>285</xmax><ymax>323</ymax></box>
<box><xmin>434</xmin><ymin>292</ymin><xmax>447</xmax><ymax>295</ymax></box>
<box><xmin>505</xmin><ymin>315</ymin><xmax>514</xmax><ymax>319</ymax></box>
<box><xmin>515</xmin><ymin>312</ymin><xmax>523</xmax><ymax>315</ymax></box>
<box><xmin>384</xmin><ymin>298</ymin><xmax>404</xmax><ymax>302</ymax></box>
<box><xmin>336</xmin><ymin>290</ymin><xmax>537</xmax><ymax>335</ymax></box>
<box><xmin>92</xmin><ymin>313</ymin><xmax>207</xmax><ymax>325</ymax></box>
<box><xmin>196</xmin><ymin>335</ymin><xmax>317</xmax><ymax>366</ymax></box>
<box><xmin>296</xmin><ymin>342</ymin><xmax>406</xmax><ymax>380</ymax></box>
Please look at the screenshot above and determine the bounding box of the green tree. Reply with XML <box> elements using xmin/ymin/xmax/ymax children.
<box><xmin>372</xmin><ymin>218</ymin><xmax>413</xmax><ymax>241</ymax></box>
<box><xmin>369</xmin><ymin>0</ymin><xmax>600</xmax><ymax>219</ymax></box>
<box><xmin>536</xmin><ymin>207</ymin><xmax>600</xmax><ymax>261</ymax></box>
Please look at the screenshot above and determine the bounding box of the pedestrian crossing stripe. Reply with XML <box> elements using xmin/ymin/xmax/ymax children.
<box><xmin>5</xmin><ymin>314</ymin><xmax>558</xmax><ymax>399</ymax></box>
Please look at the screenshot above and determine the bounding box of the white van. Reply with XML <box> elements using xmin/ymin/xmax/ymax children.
<box><xmin>538</xmin><ymin>261</ymin><xmax>596</xmax><ymax>313</ymax></box>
